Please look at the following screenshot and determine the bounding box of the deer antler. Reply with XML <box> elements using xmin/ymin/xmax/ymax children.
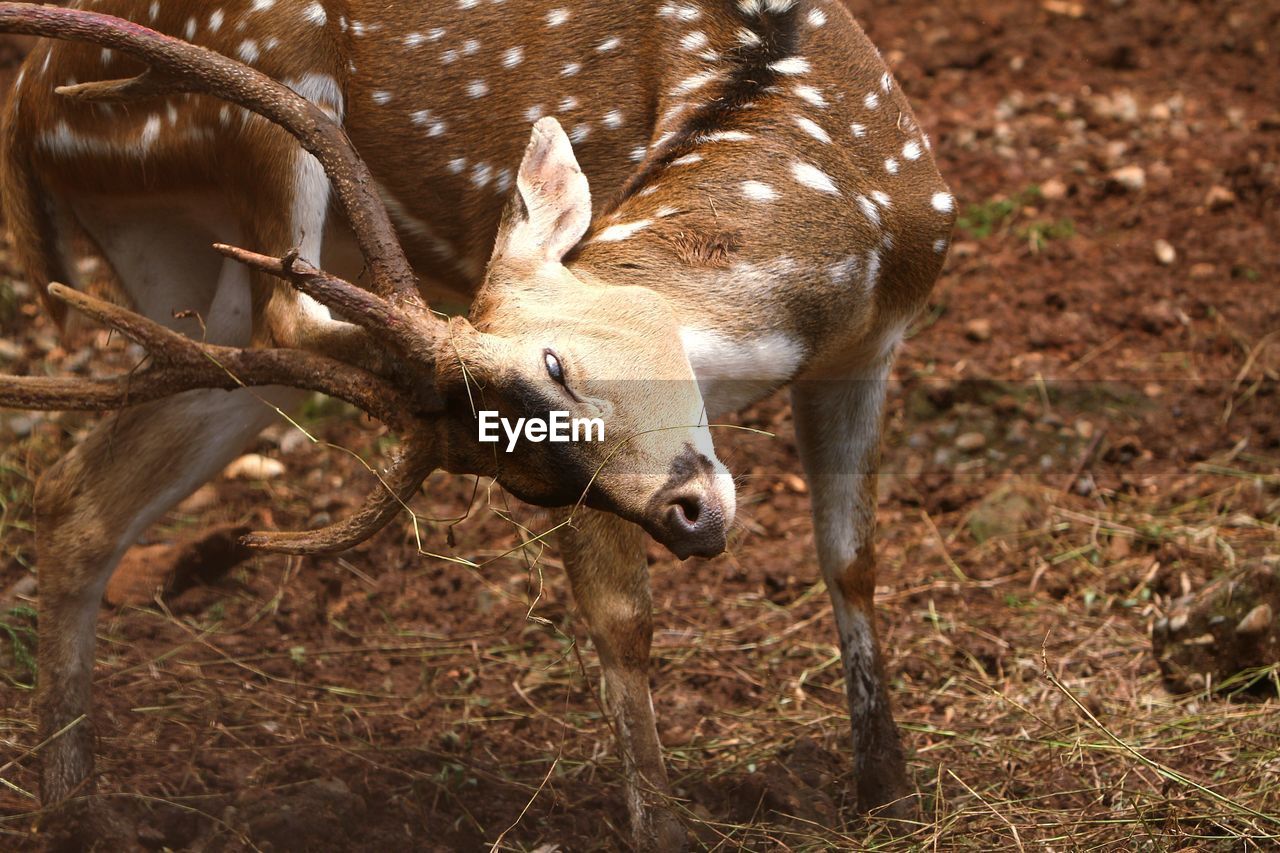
<box><xmin>0</xmin><ymin>3</ymin><xmax>458</xmax><ymax>554</ymax></box>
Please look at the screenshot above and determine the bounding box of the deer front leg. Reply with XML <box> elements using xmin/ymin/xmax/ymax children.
<box><xmin>791</xmin><ymin>363</ymin><xmax>915</xmax><ymax>821</ymax></box>
<box><xmin>557</xmin><ymin>508</ymin><xmax>685</xmax><ymax>850</ymax></box>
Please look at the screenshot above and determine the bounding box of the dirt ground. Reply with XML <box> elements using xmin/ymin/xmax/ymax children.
<box><xmin>2</xmin><ymin>0</ymin><xmax>1278</xmax><ymax>850</ymax></box>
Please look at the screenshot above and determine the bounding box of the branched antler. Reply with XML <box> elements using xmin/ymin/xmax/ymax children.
<box><xmin>0</xmin><ymin>3</ymin><xmax>462</xmax><ymax>554</ymax></box>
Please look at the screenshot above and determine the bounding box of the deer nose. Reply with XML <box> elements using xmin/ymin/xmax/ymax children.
<box><xmin>662</xmin><ymin>487</ymin><xmax>728</xmax><ymax>559</ymax></box>
<box><xmin>650</xmin><ymin>447</ymin><xmax>730</xmax><ymax>559</ymax></box>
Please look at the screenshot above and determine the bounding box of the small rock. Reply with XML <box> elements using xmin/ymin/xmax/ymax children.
<box><xmin>1040</xmin><ymin>177</ymin><xmax>1068</xmax><ymax>201</ymax></box>
<box><xmin>1153</xmin><ymin>239</ymin><xmax>1177</xmax><ymax>266</ymax></box>
<box><xmin>1189</xmin><ymin>262</ymin><xmax>1216</xmax><ymax>280</ymax></box>
<box><xmin>1110</xmin><ymin>165</ymin><xmax>1146</xmax><ymax>192</ymax></box>
<box><xmin>224</xmin><ymin>454</ymin><xmax>286</xmax><ymax>481</ymax></box>
<box><xmin>1149</xmin><ymin>102</ymin><xmax>1172</xmax><ymax>122</ymax></box>
<box><xmin>783</xmin><ymin>474</ymin><xmax>808</xmax><ymax>495</ymax></box>
<box><xmin>955</xmin><ymin>432</ymin><xmax>987</xmax><ymax>452</ymax></box>
<box><xmin>1236</xmin><ymin>603</ymin><xmax>1272</xmax><ymax>636</ymax></box>
<box><xmin>0</xmin><ymin>339</ymin><xmax>22</xmax><ymax>362</ymax></box>
<box><xmin>5</xmin><ymin>414</ymin><xmax>40</xmax><ymax>438</ymax></box>
<box><xmin>1204</xmin><ymin>185</ymin><xmax>1237</xmax><ymax>210</ymax></box>
<box><xmin>964</xmin><ymin>318</ymin><xmax>993</xmax><ymax>342</ymax></box>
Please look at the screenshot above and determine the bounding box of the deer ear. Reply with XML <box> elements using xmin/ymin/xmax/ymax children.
<box><xmin>494</xmin><ymin>117</ymin><xmax>592</xmax><ymax>264</ymax></box>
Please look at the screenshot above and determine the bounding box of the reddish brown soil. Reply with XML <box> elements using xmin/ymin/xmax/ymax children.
<box><xmin>1</xmin><ymin>1</ymin><xmax>1278</xmax><ymax>850</ymax></box>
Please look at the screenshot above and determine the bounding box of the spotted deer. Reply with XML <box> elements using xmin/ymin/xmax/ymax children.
<box><xmin>0</xmin><ymin>0</ymin><xmax>954</xmax><ymax>846</ymax></box>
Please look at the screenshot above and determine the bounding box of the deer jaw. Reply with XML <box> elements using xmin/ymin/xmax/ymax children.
<box><xmin>430</xmin><ymin>118</ymin><xmax>734</xmax><ymax>559</ymax></box>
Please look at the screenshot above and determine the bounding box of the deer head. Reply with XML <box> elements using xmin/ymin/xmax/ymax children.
<box><xmin>434</xmin><ymin>119</ymin><xmax>735</xmax><ymax>559</ymax></box>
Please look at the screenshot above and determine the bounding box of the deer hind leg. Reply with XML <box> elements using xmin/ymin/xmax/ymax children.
<box><xmin>34</xmin><ymin>206</ymin><xmax>301</xmax><ymax>812</ymax></box>
<box><xmin>556</xmin><ymin>508</ymin><xmax>686</xmax><ymax>851</ymax></box>
<box><xmin>790</xmin><ymin>359</ymin><xmax>915</xmax><ymax>820</ymax></box>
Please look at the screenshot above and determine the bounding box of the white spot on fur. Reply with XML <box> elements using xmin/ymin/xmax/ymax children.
<box><xmin>602</xmin><ymin>109</ymin><xmax>624</xmax><ymax>129</ymax></box>
<box><xmin>141</xmin><ymin>114</ymin><xmax>162</xmax><ymax>149</ymax></box>
<box><xmin>209</xmin><ymin>9</ymin><xmax>225</xmax><ymax>32</ymax></box>
<box><xmin>372</xmin><ymin>90</ymin><xmax>392</xmax><ymax>105</ymax></box>
<box><xmin>597</xmin><ymin>36</ymin><xmax>622</xmax><ymax>52</ymax></box>
<box><xmin>184</xmin><ymin>17</ymin><xmax>197</xmax><ymax>40</ymax></box>
<box><xmin>932</xmin><ymin>191</ymin><xmax>955</xmax><ymax>213</ymax></box>
<box><xmin>934</xmin><ymin>237</ymin><xmax>948</xmax><ymax>253</ymax></box>
<box><xmin>675</xmin><ymin>69</ymin><xmax>720</xmax><ymax>94</ymax></box>
<box><xmin>595</xmin><ymin>220</ymin><xmax>653</xmax><ymax>242</ymax></box>
<box><xmin>864</xmin><ymin>91</ymin><xmax>880</xmax><ymax>110</ymax></box>
<box><xmin>503</xmin><ymin>46</ymin><xmax>524</xmax><ymax>68</ymax></box>
<box><xmin>251</xmin><ymin>0</ymin><xmax>276</xmax><ymax>11</ymax></box>
<box><xmin>448</xmin><ymin>158</ymin><xmax>467</xmax><ymax>174</ymax></box>
<box><xmin>404</xmin><ymin>32</ymin><xmax>425</xmax><ymax>47</ymax></box>
<box><xmin>851</xmin><ymin>122</ymin><xmax>867</xmax><ymax>138</ymax></box>
<box><xmin>903</xmin><ymin>139</ymin><xmax>923</xmax><ymax>161</ymax></box>
<box><xmin>742</xmin><ymin>180</ymin><xmax>777</xmax><ymax>201</ymax></box>
<box><xmin>658</xmin><ymin>4</ymin><xmax>702</xmax><ymax>21</ymax></box>
<box><xmin>558</xmin><ymin>95</ymin><xmax>579</xmax><ymax>112</ymax></box>
<box><xmin>871</xmin><ymin>190</ymin><xmax>892</xmax><ymax>208</ymax></box>
<box><xmin>466</xmin><ymin>80</ymin><xmax>489</xmax><ymax>98</ymax></box>
<box><xmin>561</xmin><ymin>61</ymin><xmax>582</xmax><ymax>76</ymax></box>
<box><xmin>857</xmin><ymin>195</ymin><xmax>881</xmax><ymax>226</ymax></box>
<box><xmin>471</xmin><ymin>162</ymin><xmax>493</xmax><ymax>188</ymax></box>
<box><xmin>671</xmin><ymin>153</ymin><xmax>703</xmax><ymax>166</ymax></box>
<box><xmin>794</xmin><ymin>84</ymin><xmax>827</xmax><ymax>108</ymax></box>
<box><xmin>702</xmin><ymin>130</ymin><xmax>752</xmax><ymax>143</ymax></box>
<box><xmin>546</xmin><ymin>8</ymin><xmax>570</xmax><ymax>26</ymax></box>
<box><xmin>770</xmin><ymin>57</ymin><xmax>811</xmax><ymax>75</ymax></box>
<box><xmin>441</xmin><ymin>49</ymin><xmax>459</xmax><ymax>64</ymax></box>
<box><xmin>525</xmin><ymin>104</ymin><xmax>545</xmax><ymax>123</ymax></box>
<box><xmin>884</xmin><ymin>157</ymin><xmax>899</xmax><ymax>174</ymax></box>
<box><xmin>462</xmin><ymin>38</ymin><xmax>480</xmax><ymax>55</ymax></box>
<box><xmin>794</xmin><ymin>115</ymin><xmax>831</xmax><ymax>143</ymax></box>
<box><xmin>791</xmin><ymin>161</ymin><xmax>839</xmax><ymax>195</ymax></box>
<box><xmin>881</xmin><ymin>72</ymin><xmax>893</xmax><ymax>92</ymax></box>
<box><xmin>680</xmin><ymin>31</ymin><xmax>708</xmax><ymax>51</ymax></box>
<box><xmin>807</xmin><ymin>8</ymin><xmax>827</xmax><ymax>26</ymax></box>
<box><xmin>237</xmin><ymin>40</ymin><xmax>260</xmax><ymax>64</ymax></box>
<box><xmin>303</xmin><ymin>2</ymin><xmax>326</xmax><ymax>26</ymax></box>
<box><xmin>570</xmin><ymin>123</ymin><xmax>591</xmax><ymax>143</ymax></box>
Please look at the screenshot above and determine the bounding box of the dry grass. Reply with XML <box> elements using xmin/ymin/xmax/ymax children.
<box><xmin>1</xmin><ymin>402</ymin><xmax>1277</xmax><ymax>850</ymax></box>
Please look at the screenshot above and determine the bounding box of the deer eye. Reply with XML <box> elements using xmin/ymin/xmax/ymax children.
<box><xmin>544</xmin><ymin>350</ymin><xmax>566</xmax><ymax>386</ymax></box>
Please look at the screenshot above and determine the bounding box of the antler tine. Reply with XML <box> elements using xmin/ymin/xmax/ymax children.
<box><xmin>213</xmin><ymin>245</ymin><xmax>440</xmax><ymax>364</ymax></box>
<box><xmin>240</xmin><ymin>429</ymin><xmax>440</xmax><ymax>555</ymax></box>
<box><xmin>0</xmin><ymin>284</ymin><xmax>414</xmax><ymax>427</ymax></box>
<box><xmin>0</xmin><ymin>2</ymin><xmax>424</xmax><ymax>311</ymax></box>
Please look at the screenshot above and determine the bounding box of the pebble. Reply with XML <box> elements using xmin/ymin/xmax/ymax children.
<box><xmin>1110</xmin><ymin>165</ymin><xmax>1146</xmax><ymax>192</ymax></box>
<box><xmin>1204</xmin><ymin>185</ymin><xmax>1236</xmax><ymax>210</ymax></box>
<box><xmin>1235</xmin><ymin>603</ymin><xmax>1272</xmax><ymax>636</ymax></box>
<box><xmin>955</xmin><ymin>432</ymin><xmax>987</xmax><ymax>452</ymax></box>
<box><xmin>1040</xmin><ymin>177</ymin><xmax>1068</xmax><ymax>201</ymax></box>
<box><xmin>1153</xmin><ymin>239</ymin><xmax>1176</xmax><ymax>266</ymax></box>
<box><xmin>964</xmin><ymin>318</ymin><xmax>993</xmax><ymax>342</ymax></box>
<box><xmin>783</xmin><ymin>474</ymin><xmax>808</xmax><ymax>495</ymax></box>
<box><xmin>224</xmin><ymin>454</ymin><xmax>286</xmax><ymax>481</ymax></box>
